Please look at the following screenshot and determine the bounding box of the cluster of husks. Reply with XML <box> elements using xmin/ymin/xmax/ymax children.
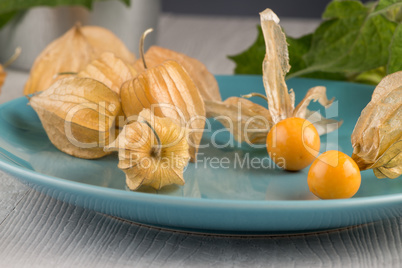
<box><xmin>121</xmin><ymin>60</ymin><xmax>205</xmax><ymax>161</ymax></box>
<box><xmin>29</xmin><ymin>77</ymin><xmax>121</xmax><ymax>159</ymax></box>
<box><xmin>27</xmin><ymin>25</ymin><xmax>217</xmax><ymax>190</ymax></box>
<box><xmin>26</xmin><ymin>10</ymin><xmax>401</xmax><ymax>192</ymax></box>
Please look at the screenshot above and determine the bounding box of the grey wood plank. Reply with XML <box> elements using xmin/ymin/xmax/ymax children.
<box><xmin>0</xmin><ymin>188</ymin><xmax>401</xmax><ymax>267</ymax></box>
<box><xmin>0</xmin><ymin>171</ymin><xmax>30</xmax><ymax>223</ymax></box>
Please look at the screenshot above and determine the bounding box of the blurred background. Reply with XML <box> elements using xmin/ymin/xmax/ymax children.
<box><xmin>157</xmin><ymin>0</ymin><xmax>343</xmax><ymax>74</ymax></box>
<box><xmin>0</xmin><ymin>0</ymin><xmax>376</xmax><ymax>106</ymax></box>
<box><xmin>162</xmin><ymin>0</ymin><xmax>369</xmax><ymax>17</ymax></box>
<box><xmin>0</xmin><ymin>0</ymin><xmax>339</xmax><ymax>103</ymax></box>
<box><xmin>1</xmin><ymin>0</ymin><xmax>374</xmax><ymax>73</ymax></box>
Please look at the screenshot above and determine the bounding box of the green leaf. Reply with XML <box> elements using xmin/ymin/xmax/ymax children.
<box><xmin>375</xmin><ymin>0</ymin><xmax>402</xmax><ymax>12</ymax></box>
<box><xmin>372</xmin><ymin>0</ymin><xmax>402</xmax><ymax>23</ymax></box>
<box><xmin>229</xmin><ymin>0</ymin><xmax>402</xmax><ymax>84</ymax></box>
<box><xmin>322</xmin><ymin>0</ymin><xmax>368</xmax><ymax>19</ymax></box>
<box><xmin>0</xmin><ymin>11</ymin><xmax>17</xmax><ymax>29</ymax></box>
<box><xmin>228</xmin><ymin>26</ymin><xmax>264</xmax><ymax>75</ymax></box>
<box><xmin>286</xmin><ymin>34</ymin><xmax>347</xmax><ymax>80</ymax></box>
<box><xmin>297</xmin><ymin>1</ymin><xmax>397</xmax><ymax>76</ymax></box>
<box><xmin>388</xmin><ymin>23</ymin><xmax>402</xmax><ymax>74</ymax></box>
<box><xmin>287</xmin><ymin>34</ymin><xmax>312</xmax><ymax>75</ymax></box>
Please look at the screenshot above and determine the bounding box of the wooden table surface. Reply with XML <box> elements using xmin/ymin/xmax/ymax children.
<box><xmin>1</xmin><ymin>14</ymin><xmax>401</xmax><ymax>267</ymax></box>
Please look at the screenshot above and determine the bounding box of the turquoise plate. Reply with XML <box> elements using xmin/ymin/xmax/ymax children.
<box><xmin>0</xmin><ymin>76</ymin><xmax>401</xmax><ymax>235</ymax></box>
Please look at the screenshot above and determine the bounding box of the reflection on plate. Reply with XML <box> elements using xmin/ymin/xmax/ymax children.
<box><xmin>0</xmin><ymin>76</ymin><xmax>401</xmax><ymax>234</ymax></box>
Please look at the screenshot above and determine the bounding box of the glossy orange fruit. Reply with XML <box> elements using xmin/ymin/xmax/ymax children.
<box><xmin>308</xmin><ymin>150</ymin><xmax>361</xmax><ymax>199</ymax></box>
<box><xmin>266</xmin><ymin>117</ymin><xmax>320</xmax><ymax>171</ymax></box>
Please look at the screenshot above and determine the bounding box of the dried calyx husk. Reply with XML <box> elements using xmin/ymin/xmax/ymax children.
<box><xmin>29</xmin><ymin>77</ymin><xmax>121</xmax><ymax>159</ymax></box>
<box><xmin>106</xmin><ymin>109</ymin><xmax>190</xmax><ymax>190</ymax></box>
<box><xmin>133</xmin><ymin>45</ymin><xmax>221</xmax><ymax>102</ymax></box>
<box><xmin>351</xmin><ymin>71</ymin><xmax>402</xmax><ymax>179</ymax></box>
<box><xmin>78</xmin><ymin>52</ymin><xmax>138</xmax><ymax>128</ymax></box>
<box><xmin>24</xmin><ymin>24</ymin><xmax>135</xmax><ymax>95</ymax></box>
<box><xmin>121</xmin><ymin>29</ymin><xmax>205</xmax><ymax>161</ymax></box>
<box><xmin>121</xmin><ymin>60</ymin><xmax>205</xmax><ymax>161</ymax></box>
<box><xmin>78</xmin><ymin>52</ymin><xmax>138</xmax><ymax>95</ymax></box>
<box><xmin>0</xmin><ymin>47</ymin><xmax>21</xmax><ymax>94</ymax></box>
<box><xmin>205</xmin><ymin>97</ymin><xmax>273</xmax><ymax>144</ymax></box>
<box><xmin>205</xmin><ymin>9</ymin><xmax>341</xmax><ymax>144</ymax></box>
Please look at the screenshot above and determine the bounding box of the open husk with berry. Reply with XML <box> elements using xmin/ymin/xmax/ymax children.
<box><xmin>205</xmin><ymin>9</ymin><xmax>342</xmax><ymax>144</ymax></box>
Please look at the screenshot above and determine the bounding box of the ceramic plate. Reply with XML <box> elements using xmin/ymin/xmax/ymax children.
<box><xmin>0</xmin><ymin>76</ymin><xmax>401</xmax><ymax>235</ymax></box>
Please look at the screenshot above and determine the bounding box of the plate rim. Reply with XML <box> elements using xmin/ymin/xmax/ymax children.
<box><xmin>1</xmin><ymin>152</ymin><xmax>402</xmax><ymax>212</ymax></box>
<box><xmin>1</xmin><ymin>77</ymin><xmax>401</xmax><ymax>210</ymax></box>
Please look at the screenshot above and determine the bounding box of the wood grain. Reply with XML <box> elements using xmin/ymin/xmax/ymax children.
<box><xmin>0</xmin><ymin>171</ymin><xmax>30</xmax><ymax>223</ymax></box>
<box><xmin>0</xmin><ymin>187</ymin><xmax>401</xmax><ymax>267</ymax></box>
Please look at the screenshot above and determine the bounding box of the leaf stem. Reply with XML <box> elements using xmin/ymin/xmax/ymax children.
<box><xmin>286</xmin><ymin>65</ymin><xmax>323</xmax><ymax>79</ymax></box>
<box><xmin>368</xmin><ymin>2</ymin><xmax>402</xmax><ymax>19</ymax></box>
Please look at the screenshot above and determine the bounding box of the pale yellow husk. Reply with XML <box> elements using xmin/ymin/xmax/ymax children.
<box><xmin>78</xmin><ymin>52</ymin><xmax>138</xmax><ymax>95</ymax></box>
<box><xmin>29</xmin><ymin>77</ymin><xmax>121</xmax><ymax>159</ymax></box>
<box><xmin>351</xmin><ymin>71</ymin><xmax>402</xmax><ymax>179</ymax></box>
<box><xmin>120</xmin><ymin>60</ymin><xmax>206</xmax><ymax>161</ymax></box>
<box><xmin>106</xmin><ymin>109</ymin><xmax>190</xmax><ymax>190</ymax></box>
<box><xmin>205</xmin><ymin>97</ymin><xmax>272</xmax><ymax>144</ymax></box>
<box><xmin>24</xmin><ymin>24</ymin><xmax>135</xmax><ymax>95</ymax></box>
<box><xmin>133</xmin><ymin>46</ymin><xmax>221</xmax><ymax>101</ymax></box>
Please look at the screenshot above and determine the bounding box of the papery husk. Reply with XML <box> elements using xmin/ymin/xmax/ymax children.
<box><xmin>293</xmin><ymin>86</ymin><xmax>333</xmax><ymax>118</ymax></box>
<box><xmin>78</xmin><ymin>52</ymin><xmax>137</xmax><ymax>128</ymax></box>
<box><xmin>106</xmin><ymin>109</ymin><xmax>190</xmax><ymax>190</ymax></box>
<box><xmin>133</xmin><ymin>46</ymin><xmax>221</xmax><ymax>101</ymax></box>
<box><xmin>260</xmin><ymin>9</ymin><xmax>341</xmax><ymax>132</ymax></box>
<box><xmin>121</xmin><ymin>60</ymin><xmax>205</xmax><ymax>161</ymax></box>
<box><xmin>0</xmin><ymin>65</ymin><xmax>5</xmax><ymax>94</ymax></box>
<box><xmin>78</xmin><ymin>52</ymin><xmax>138</xmax><ymax>95</ymax></box>
<box><xmin>351</xmin><ymin>71</ymin><xmax>402</xmax><ymax>179</ymax></box>
<box><xmin>29</xmin><ymin>77</ymin><xmax>121</xmax><ymax>159</ymax></box>
<box><xmin>205</xmin><ymin>9</ymin><xmax>341</xmax><ymax>145</ymax></box>
<box><xmin>261</xmin><ymin>9</ymin><xmax>294</xmax><ymax>123</ymax></box>
<box><xmin>205</xmin><ymin>97</ymin><xmax>272</xmax><ymax>144</ymax></box>
<box><xmin>24</xmin><ymin>24</ymin><xmax>135</xmax><ymax>95</ymax></box>
<box><xmin>304</xmin><ymin>110</ymin><xmax>343</xmax><ymax>136</ymax></box>
<box><xmin>294</xmin><ymin>86</ymin><xmax>343</xmax><ymax>136</ymax></box>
